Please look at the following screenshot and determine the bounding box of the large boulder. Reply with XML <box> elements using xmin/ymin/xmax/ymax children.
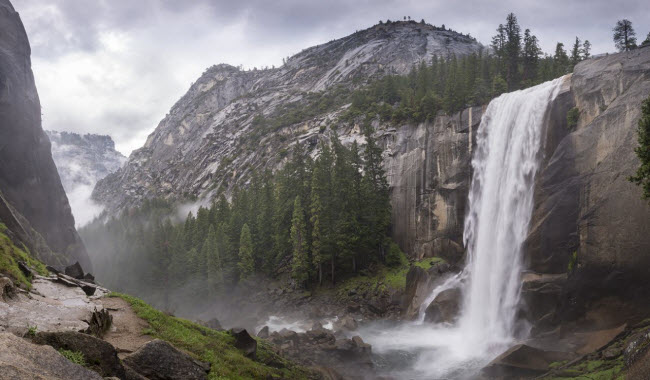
<box><xmin>424</xmin><ymin>288</ymin><xmax>461</xmax><ymax>323</ymax></box>
<box><xmin>64</xmin><ymin>262</ymin><xmax>85</xmax><ymax>280</ymax></box>
<box><xmin>123</xmin><ymin>339</ymin><xmax>210</xmax><ymax>380</ymax></box>
<box><xmin>520</xmin><ymin>272</ymin><xmax>567</xmax><ymax>333</ymax></box>
<box><xmin>32</xmin><ymin>331</ymin><xmax>125</xmax><ymax>378</ymax></box>
<box><xmin>229</xmin><ymin>328</ymin><xmax>257</xmax><ymax>359</ymax></box>
<box><xmin>481</xmin><ymin>344</ymin><xmax>567</xmax><ymax>378</ymax></box>
<box><xmin>0</xmin><ymin>331</ymin><xmax>102</xmax><ymax>379</ymax></box>
<box><xmin>0</xmin><ymin>276</ymin><xmax>16</xmax><ymax>301</ymax></box>
<box><xmin>403</xmin><ymin>262</ymin><xmax>453</xmax><ymax>319</ymax></box>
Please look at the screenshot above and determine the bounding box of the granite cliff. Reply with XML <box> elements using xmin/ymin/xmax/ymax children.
<box><xmin>0</xmin><ymin>0</ymin><xmax>90</xmax><ymax>268</ymax></box>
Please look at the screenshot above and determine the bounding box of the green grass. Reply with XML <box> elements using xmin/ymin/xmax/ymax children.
<box><xmin>543</xmin><ymin>356</ymin><xmax>625</xmax><ymax>379</ymax></box>
<box><xmin>334</xmin><ymin>250</ymin><xmax>446</xmax><ymax>301</ymax></box>
<box><xmin>110</xmin><ymin>293</ymin><xmax>315</xmax><ymax>380</ymax></box>
<box><xmin>58</xmin><ymin>349</ymin><xmax>86</xmax><ymax>366</ymax></box>
<box><xmin>0</xmin><ymin>223</ymin><xmax>48</xmax><ymax>289</ymax></box>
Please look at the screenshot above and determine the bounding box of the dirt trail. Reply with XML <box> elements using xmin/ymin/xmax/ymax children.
<box><xmin>99</xmin><ymin>297</ymin><xmax>152</xmax><ymax>358</ymax></box>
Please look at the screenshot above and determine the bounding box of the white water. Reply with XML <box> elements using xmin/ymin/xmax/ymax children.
<box><xmin>361</xmin><ymin>77</ymin><xmax>565</xmax><ymax>379</ymax></box>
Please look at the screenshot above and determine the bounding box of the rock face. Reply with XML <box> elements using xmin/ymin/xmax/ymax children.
<box><xmin>0</xmin><ymin>0</ymin><xmax>90</xmax><ymax>268</ymax></box>
<box><xmin>46</xmin><ymin>131</ymin><xmax>126</xmax><ymax>194</ymax></box>
<box><xmin>0</xmin><ymin>331</ymin><xmax>103</xmax><ymax>380</ymax></box>
<box><xmin>92</xmin><ymin>21</ymin><xmax>484</xmax><ymax>259</ymax></box>
<box><xmin>481</xmin><ymin>344</ymin><xmax>567</xmax><ymax>378</ymax></box>
<box><xmin>524</xmin><ymin>47</ymin><xmax>650</xmax><ymax>326</ymax></box>
<box><xmin>424</xmin><ymin>287</ymin><xmax>461</xmax><ymax>323</ymax></box>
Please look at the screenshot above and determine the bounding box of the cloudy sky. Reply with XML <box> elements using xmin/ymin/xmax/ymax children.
<box><xmin>15</xmin><ymin>0</ymin><xmax>649</xmax><ymax>155</ymax></box>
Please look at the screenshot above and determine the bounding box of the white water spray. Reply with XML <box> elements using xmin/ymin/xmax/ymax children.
<box><xmin>361</xmin><ymin>77</ymin><xmax>565</xmax><ymax>378</ymax></box>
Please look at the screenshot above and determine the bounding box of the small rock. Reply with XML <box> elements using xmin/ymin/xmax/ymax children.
<box><xmin>18</xmin><ymin>261</ymin><xmax>35</xmax><ymax>277</ymax></box>
<box><xmin>81</xmin><ymin>284</ymin><xmax>97</xmax><ymax>296</ymax></box>
<box><xmin>65</xmin><ymin>262</ymin><xmax>85</xmax><ymax>280</ymax></box>
<box><xmin>229</xmin><ymin>328</ymin><xmax>257</xmax><ymax>359</ymax></box>
<box><xmin>83</xmin><ymin>273</ymin><xmax>95</xmax><ymax>283</ymax></box>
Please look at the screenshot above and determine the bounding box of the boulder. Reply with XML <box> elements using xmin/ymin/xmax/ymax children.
<box><xmin>83</xmin><ymin>273</ymin><xmax>95</xmax><ymax>284</ymax></box>
<box><xmin>84</xmin><ymin>308</ymin><xmax>113</xmax><ymax>338</ymax></box>
<box><xmin>229</xmin><ymin>328</ymin><xmax>257</xmax><ymax>359</ymax></box>
<box><xmin>123</xmin><ymin>339</ymin><xmax>209</xmax><ymax>380</ymax></box>
<box><xmin>65</xmin><ymin>262</ymin><xmax>85</xmax><ymax>280</ymax></box>
<box><xmin>0</xmin><ymin>331</ymin><xmax>103</xmax><ymax>380</ymax></box>
<box><xmin>481</xmin><ymin>344</ymin><xmax>568</xmax><ymax>378</ymax></box>
<box><xmin>334</xmin><ymin>315</ymin><xmax>358</xmax><ymax>331</ymax></box>
<box><xmin>0</xmin><ymin>276</ymin><xmax>16</xmax><ymax>301</ymax></box>
<box><xmin>204</xmin><ymin>318</ymin><xmax>221</xmax><ymax>330</ymax></box>
<box><xmin>32</xmin><ymin>331</ymin><xmax>125</xmax><ymax>378</ymax></box>
<box><xmin>520</xmin><ymin>272</ymin><xmax>567</xmax><ymax>332</ymax></box>
<box><xmin>424</xmin><ymin>288</ymin><xmax>461</xmax><ymax>323</ymax></box>
<box><xmin>403</xmin><ymin>266</ymin><xmax>434</xmax><ymax>319</ymax></box>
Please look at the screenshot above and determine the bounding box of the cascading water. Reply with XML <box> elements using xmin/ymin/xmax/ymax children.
<box><xmin>359</xmin><ymin>77</ymin><xmax>566</xmax><ymax>379</ymax></box>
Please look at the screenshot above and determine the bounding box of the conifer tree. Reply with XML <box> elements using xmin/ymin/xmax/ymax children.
<box><xmin>613</xmin><ymin>19</ymin><xmax>637</xmax><ymax>52</ymax></box>
<box><xmin>238</xmin><ymin>224</ymin><xmax>254</xmax><ymax>280</ymax></box>
<box><xmin>553</xmin><ymin>42</ymin><xmax>570</xmax><ymax>76</ymax></box>
<box><xmin>522</xmin><ymin>29</ymin><xmax>541</xmax><ymax>85</ymax></box>
<box><xmin>504</xmin><ymin>13</ymin><xmax>521</xmax><ymax>90</ymax></box>
<box><xmin>570</xmin><ymin>37</ymin><xmax>582</xmax><ymax>69</ymax></box>
<box><xmin>205</xmin><ymin>225</ymin><xmax>223</xmax><ymax>291</ymax></box>
<box><xmin>630</xmin><ymin>96</ymin><xmax>650</xmax><ymax>201</ymax></box>
<box><xmin>290</xmin><ymin>196</ymin><xmax>309</xmax><ymax>286</ymax></box>
<box><xmin>582</xmin><ymin>40</ymin><xmax>592</xmax><ymax>59</ymax></box>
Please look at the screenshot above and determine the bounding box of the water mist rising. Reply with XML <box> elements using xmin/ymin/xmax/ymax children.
<box><xmin>360</xmin><ymin>77</ymin><xmax>565</xmax><ymax>378</ymax></box>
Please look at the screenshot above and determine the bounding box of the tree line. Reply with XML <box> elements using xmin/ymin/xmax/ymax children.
<box><xmin>344</xmin><ymin>13</ymin><xmax>591</xmax><ymax>125</ymax></box>
<box><xmin>80</xmin><ymin>127</ymin><xmax>395</xmax><ymax>308</ymax></box>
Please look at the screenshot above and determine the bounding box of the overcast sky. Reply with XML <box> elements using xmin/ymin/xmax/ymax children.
<box><xmin>15</xmin><ymin>0</ymin><xmax>649</xmax><ymax>155</ymax></box>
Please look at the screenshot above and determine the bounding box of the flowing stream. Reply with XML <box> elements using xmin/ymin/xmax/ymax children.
<box><xmin>359</xmin><ymin>77</ymin><xmax>566</xmax><ymax>379</ymax></box>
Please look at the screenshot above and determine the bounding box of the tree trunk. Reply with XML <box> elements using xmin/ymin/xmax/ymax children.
<box><xmin>331</xmin><ymin>258</ymin><xmax>335</xmax><ymax>285</ymax></box>
<box><xmin>318</xmin><ymin>263</ymin><xmax>322</xmax><ymax>286</ymax></box>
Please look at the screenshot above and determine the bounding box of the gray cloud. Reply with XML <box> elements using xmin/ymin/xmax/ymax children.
<box><xmin>14</xmin><ymin>0</ymin><xmax>650</xmax><ymax>154</ymax></box>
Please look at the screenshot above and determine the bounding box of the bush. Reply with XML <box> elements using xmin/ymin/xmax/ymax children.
<box><xmin>567</xmin><ymin>107</ymin><xmax>580</xmax><ymax>129</ymax></box>
<box><xmin>386</xmin><ymin>242</ymin><xmax>405</xmax><ymax>267</ymax></box>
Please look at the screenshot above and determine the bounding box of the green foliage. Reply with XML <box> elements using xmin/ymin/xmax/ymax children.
<box><xmin>238</xmin><ymin>224</ymin><xmax>254</xmax><ymax>280</ymax></box>
<box><xmin>110</xmin><ymin>293</ymin><xmax>313</xmax><ymax>380</ymax></box>
<box><xmin>566</xmin><ymin>107</ymin><xmax>579</xmax><ymax>129</ymax></box>
<box><xmin>58</xmin><ymin>349</ymin><xmax>86</xmax><ymax>367</ymax></box>
<box><xmin>0</xmin><ymin>226</ymin><xmax>47</xmax><ymax>289</ymax></box>
<box><xmin>27</xmin><ymin>325</ymin><xmax>37</xmax><ymax>337</ymax></box>
<box><xmin>290</xmin><ymin>196</ymin><xmax>309</xmax><ymax>286</ymax></box>
<box><xmin>613</xmin><ymin>19</ymin><xmax>637</xmax><ymax>52</ymax></box>
<box><xmin>385</xmin><ymin>242</ymin><xmax>405</xmax><ymax>268</ymax></box>
<box><xmin>567</xmin><ymin>251</ymin><xmax>578</xmax><ymax>273</ymax></box>
<box><xmin>630</xmin><ymin>95</ymin><xmax>650</xmax><ymax>202</ymax></box>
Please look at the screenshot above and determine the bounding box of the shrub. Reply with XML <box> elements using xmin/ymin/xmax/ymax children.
<box><xmin>567</xmin><ymin>107</ymin><xmax>580</xmax><ymax>129</ymax></box>
<box><xmin>386</xmin><ymin>241</ymin><xmax>405</xmax><ymax>267</ymax></box>
<box><xmin>58</xmin><ymin>349</ymin><xmax>86</xmax><ymax>366</ymax></box>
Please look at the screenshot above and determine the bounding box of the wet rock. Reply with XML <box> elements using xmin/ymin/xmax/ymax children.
<box><xmin>83</xmin><ymin>273</ymin><xmax>95</xmax><ymax>284</ymax></box>
<box><xmin>520</xmin><ymin>272</ymin><xmax>567</xmax><ymax>332</ymax></box>
<box><xmin>0</xmin><ymin>331</ymin><xmax>103</xmax><ymax>379</ymax></box>
<box><xmin>257</xmin><ymin>325</ymin><xmax>269</xmax><ymax>339</ymax></box>
<box><xmin>481</xmin><ymin>344</ymin><xmax>567</xmax><ymax>378</ymax></box>
<box><xmin>230</xmin><ymin>328</ymin><xmax>257</xmax><ymax>359</ymax></box>
<box><xmin>18</xmin><ymin>261</ymin><xmax>35</xmax><ymax>277</ymax></box>
<box><xmin>123</xmin><ymin>339</ymin><xmax>209</xmax><ymax>380</ymax></box>
<box><xmin>424</xmin><ymin>288</ymin><xmax>461</xmax><ymax>323</ymax></box>
<box><xmin>0</xmin><ymin>276</ymin><xmax>16</xmax><ymax>301</ymax></box>
<box><xmin>32</xmin><ymin>331</ymin><xmax>124</xmax><ymax>378</ymax></box>
<box><xmin>84</xmin><ymin>308</ymin><xmax>113</xmax><ymax>338</ymax></box>
<box><xmin>334</xmin><ymin>315</ymin><xmax>358</xmax><ymax>331</ymax></box>
<box><xmin>403</xmin><ymin>266</ymin><xmax>435</xmax><ymax>319</ymax></box>
<box><xmin>625</xmin><ymin>328</ymin><xmax>650</xmax><ymax>368</ymax></box>
<box><xmin>81</xmin><ymin>284</ymin><xmax>97</xmax><ymax>296</ymax></box>
<box><xmin>65</xmin><ymin>262</ymin><xmax>85</xmax><ymax>280</ymax></box>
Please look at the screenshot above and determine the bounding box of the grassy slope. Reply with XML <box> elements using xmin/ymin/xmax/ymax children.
<box><xmin>0</xmin><ymin>222</ymin><xmax>47</xmax><ymax>289</ymax></box>
<box><xmin>111</xmin><ymin>293</ymin><xmax>317</xmax><ymax>380</ymax></box>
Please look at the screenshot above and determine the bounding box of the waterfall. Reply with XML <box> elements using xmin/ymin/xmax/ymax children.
<box><xmin>455</xmin><ymin>76</ymin><xmax>564</xmax><ymax>354</ymax></box>
<box><xmin>360</xmin><ymin>77</ymin><xmax>566</xmax><ymax>379</ymax></box>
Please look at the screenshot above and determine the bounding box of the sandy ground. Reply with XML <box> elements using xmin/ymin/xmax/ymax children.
<box><xmin>99</xmin><ymin>297</ymin><xmax>152</xmax><ymax>358</ymax></box>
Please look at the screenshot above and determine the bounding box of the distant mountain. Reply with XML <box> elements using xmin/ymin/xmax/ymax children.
<box><xmin>93</xmin><ymin>20</ymin><xmax>484</xmax><ymax>212</ymax></box>
<box><xmin>47</xmin><ymin>131</ymin><xmax>126</xmax><ymax>226</ymax></box>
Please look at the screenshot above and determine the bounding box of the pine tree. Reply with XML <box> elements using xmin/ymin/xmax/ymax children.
<box><xmin>582</xmin><ymin>40</ymin><xmax>592</xmax><ymax>59</ymax></box>
<box><xmin>613</xmin><ymin>19</ymin><xmax>637</xmax><ymax>52</ymax></box>
<box><xmin>629</xmin><ymin>96</ymin><xmax>650</xmax><ymax>201</ymax></box>
<box><xmin>570</xmin><ymin>37</ymin><xmax>582</xmax><ymax>69</ymax></box>
<box><xmin>641</xmin><ymin>33</ymin><xmax>650</xmax><ymax>48</ymax></box>
<box><xmin>522</xmin><ymin>29</ymin><xmax>541</xmax><ymax>85</ymax></box>
<box><xmin>504</xmin><ymin>13</ymin><xmax>522</xmax><ymax>90</ymax></box>
<box><xmin>290</xmin><ymin>196</ymin><xmax>309</xmax><ymax>286</ymax></box>
<box><xmin>205</xmin><ymin>225</ymin><xmax>223</xmax><ymax>291</ymax></box>
<box><xmin>553</xmin><ymin>42</ymin><xmax>570</xmax><ymax>76</ymax></box>
<box><xmin>238</xmin><ymin>224</ymin><xmax>254</xmax><ymax>280</ymax></box>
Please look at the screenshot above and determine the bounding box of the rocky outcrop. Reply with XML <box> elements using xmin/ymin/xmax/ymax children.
<box><xmin>481</xmin><ymin>344</ymin><xmax>567</xmax><ymax>378</ymax></box>
<box><xmin>46</xmin><ymin>131</ymin><xmax>126</xmax><ymax>194</ymax></box>
<box><xmin>0</xmin><ymin>331</ymin><xmax>103</xmax><ymax>380</ymax></box>
<box><xmin>93</xmin><ymin>21</ymin><xmax>483</xmax><ymax>231</ymax></box>
<box><xmin>424</xmin><ymin>287</ymin><xmax>461</xmax><ymax>323</ymax></box>
<box><xmin>0</xmin><ymin>0</ymin><xmax>90</xmax><ymax>269</ymax></box>
<box><xmin>524</xmin><ymin>47</ymin><xmax>650</xmax><ymax>327</ymax></box>
<box><xmin>403</xmin><ymin>261</ymin><xmax>453</xmax><ymax>319</ymax></box>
